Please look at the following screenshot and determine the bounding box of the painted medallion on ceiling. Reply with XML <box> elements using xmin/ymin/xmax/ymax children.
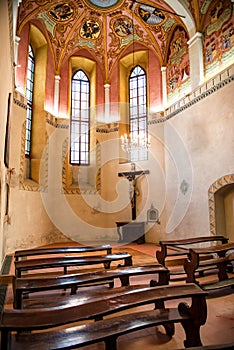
<box><xmin>48</xmin><ymin>3</ymin><xmax>74</xmax><ymax>21</ymax></box>
<box><xmin>80</xmin><ymin>20</ymin><xmax>100</xmax><ymax>39</ymax></box>
<box><xmin>113</xmin><ymin>17</ymin><xmax>133</xmax><ymax>37</ymax></box>
<box><xmin>138</xmin><ymin>5</ymin><xmax>166</xmax><ymax>25</ymax></box>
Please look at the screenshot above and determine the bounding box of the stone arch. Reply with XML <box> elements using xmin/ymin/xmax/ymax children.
<box><xmin>208</xmin><ymin>174</ymin><xmax>234</xmax><ymax>236</ymax></box>
<box><xmin>165</xmin><ymin>0</ymin><xmax>196</xmax><ymax>37</ymax></box>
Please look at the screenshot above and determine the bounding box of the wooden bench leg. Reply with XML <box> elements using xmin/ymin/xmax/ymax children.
<box><xmin>117</xmin><ymin>257</ymin><xmax>133</xmax><ymax>269</ymax></box>
<box><xmin>163</xmin><ymin>323</ymin><xmax>175</xmax><ymax>337</ymax></box>
<box><xmin>149</xmin><ymin>279</ymin><xmax>175</xmax><ymax>336</ymax></box>
<box><xmin>158</xmin><ymin>271</ymin><xmax>170</xmax><ymax>286</ymax></box>
<box><xmin>218</xmin><ymin>262</ymin><xmax>229</xmax><ymax>281</ymax></box>
<box><xmin>178</xmin><ymin>295</ymin><xmax>207</xmax><ymax>348</ymax></box>
<box><xmin>1</xmin><ymin>330</ymin><xmax>9</xmax><ymax>350</ymax></box>
<box><xmin>125</xmin><ymin>256</ymin><xmax>133</xmax><ymax>266</ymax></box>
<box><xmin>109</xmin><ymin>280</ymin><xmax>114</xmax><ymax>288</ymax></box>
<box><xmin>70</xmin><ymin>286</ymin><xmax>77</xmax><ymax>295</ymax></box>
<box><xmin>119</xmin><ymin>275</ymin><xmax>129</xmax><ymax>286</ymax></box>
<box><xmin>105</xmin><ymin>336</ymin><xmax>117</xmax><ymax>350</ymax></box>
<box><xmin>104</xmin><ymin>262</ymin><xmax>111</xmax><ymax>269</ymax></box>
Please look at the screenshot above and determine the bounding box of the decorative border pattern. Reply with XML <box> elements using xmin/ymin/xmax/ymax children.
<box><xmin>149</xmin><ymin>73</ymin><xmax>234</xmax><ymax>125</ymax></box>
<box><xmin>96</xmin><ymin>140</ymin><xmax>101</xmax><ymax>193</ymax></box>
<box><xmin>13</xmin><ymin>91</ymin><xmax>27</xmax><ymax>110</ymax></box>
<box><xmin>96</xmin><ymin>122</ymin><xmax>119</xmax><ymax>133</ymax></box>
<box><xmin>13</xmin><ymin>97</ymin><xmax>27</xmax><ymax>110</ymax></box>
<box><xmin>208</xmin><ymin>174</ymin><xmax>234</xmax><ymax>235</ymax></box>
<box><xmin>19</xmin><ymin>121</ymin><xmax>48</xmax><ymax>192</ymax></box>
<box><xmin>46</xmin><ymin>113</ymin><xmax>69</xmax><ymax>129</ymax></box>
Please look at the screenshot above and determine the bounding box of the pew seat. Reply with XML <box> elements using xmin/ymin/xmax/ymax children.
<box><xmin>156</xmin><ymin>235</ymin><xmax>229</xmax><ymax>280</ymax></box>
<box><xmin>13</xmin><ymin>264</ymin><xmax>169</xmax><ymax>309</ymax></box>
<box><xmin>14</xmin><ymin>252</ymin><xmax>133</xmax><ymax>277</ymax></box>
<box><xmin>184</xmin><ymin>242</ymin><xmax>234</xmax><ymax>290</ymax></box>
<box><xmin>14</xmin><ymin>244</ymin><xmax>112</xmax><ymax>261</ymax></box>
<box><xmin>0</xmin><ymin>283</ymin><xmax>208</xmax><ymax>350</ymax></box>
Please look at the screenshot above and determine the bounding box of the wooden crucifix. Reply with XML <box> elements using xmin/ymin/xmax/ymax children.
<box><xmin>118</xmin><ymin>163</ymin><xmax>149</xmax><ymax>220</ymax></box>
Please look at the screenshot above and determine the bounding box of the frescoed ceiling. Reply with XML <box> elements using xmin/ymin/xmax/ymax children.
<box><xmin>16</xmin><ymin>0</ymin><xmax>233</xmax><ymax>81</ymax></box>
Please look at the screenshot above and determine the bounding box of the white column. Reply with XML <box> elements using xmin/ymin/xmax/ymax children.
<box><xmin>14</xmin><ymin>35</ymin><xmax>20</xmax><ymax>66</ymax></box>
<box><xmin>187</xmin><ymin>32</ymin><xmax>204</xmax><ymax>89</ymax></box>
<box><xmin>104</xmin><ymin>83</ymin><xmax>110</xmax><ymax>122</ymax></box>
<box><xmin>54</xmin><ymin>75</ymin><xmax>60</xmax><ymax>116</ymax></box>
<box><xmin>161</xmin><ymin>66</ymin><xmax>167</xmax><ymax>109</ymax></box>
<box><xmin>14</xmin><ymin>36</ymin><xmax>21</xmax><ymax>89</ymax></box>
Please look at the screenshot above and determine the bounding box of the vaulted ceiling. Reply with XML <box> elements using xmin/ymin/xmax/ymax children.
<box><xmin>16</xmin><ymin>0</ymin><xmax>227</xmax><ymax>80</ymax></box>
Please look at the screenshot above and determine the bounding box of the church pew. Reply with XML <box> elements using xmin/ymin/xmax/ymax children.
<box><xmin>156</xmin><ymin>235</ymin><xmax>229</xmax><ymax>279</ymax></box>
<box><xmin>0</xmin><ymin>283</ymin><xmax>208</xmax><ymax>350</ymax></box>
<box><xmin>14</xmin><ymin>252</ymin><xmax>133</xmax><ymax>277</ymax></box>
<box><xmin>184</xmin><ymin>242</ymin><xmax>234</xmax><ymax>290</ymax></box>
<box><xmin>12</xmin><ymin>264</ymin><xmax>169</xmax><ymax>309</ymax></box>
<box><xmin>14</xmin><ymin>244</ymin><xmax>112</xmax><ymax>261</ymax></box>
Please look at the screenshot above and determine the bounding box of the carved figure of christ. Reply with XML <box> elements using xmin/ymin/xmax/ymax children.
<box><xmin>118</xmin><ymin>163</ymin><xmax>150</xmax><ymax>220</ymax></box>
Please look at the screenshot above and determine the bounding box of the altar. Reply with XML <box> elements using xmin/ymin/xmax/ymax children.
<box><xmin>116</xmin><ymin>221</ymin><xmax>145</xmax><ymax>244</ymax></box>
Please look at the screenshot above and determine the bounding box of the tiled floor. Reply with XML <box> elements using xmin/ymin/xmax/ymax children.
<box><xmin>4</xmin><ymin>242</ymin><xmax>234</xmax><ymax>349</ymax></box>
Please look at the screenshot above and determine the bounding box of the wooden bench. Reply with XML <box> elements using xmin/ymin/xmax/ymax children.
<box><xmin>0</xmin><ymin>283</ymin><xmax>208</xmax><ymax>349</ymax></box>
<box><xmin>14</xmin><ymin>252</ymin><xmax>132</xmax><ymax>278</ymax></box>
<box><xmin>14</xmin><ymin>244</ymin><xmax>112</xmax><ymax>261</ymax></box>
<box><xmin>13</xmin><ymin>264</ymin><xmax>169</xmax><ymax>309</ymax></box>
<box><xmin>184</xmin><ymin>242</ymin><xmax>234</xmax><ymax>291</ymax></box>
<box><xmin>156</xmin><ymin>235</ymin><xmax>229</xmax><ymax>279</ymax></box>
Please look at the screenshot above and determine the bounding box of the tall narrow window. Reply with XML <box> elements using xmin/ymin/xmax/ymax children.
<box><xmin>25</xmin><ymin>45</ymin><xmax>35</xmax><ymax>156</ymax></box>
<box><xmin>70</xmin><ymin>70</ymin><xmax>90</xmax><ymax>165</ymax></box>
<box><xmin>129</xmin><ymin>65</ymin><xmax>148</xmax><ymax>161</ymax></box>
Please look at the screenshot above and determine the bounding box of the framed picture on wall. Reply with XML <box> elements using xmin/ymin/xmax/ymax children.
<box><xmin>4</xmin><ymin>93</ymin><xmax>11</xmax><ymax>168</ymax></box>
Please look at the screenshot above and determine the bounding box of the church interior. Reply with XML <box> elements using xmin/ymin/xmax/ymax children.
<box><xmin>0</xmin><ymin>0</ymin><xmax>234</xmax><ymax>349</ymax></box>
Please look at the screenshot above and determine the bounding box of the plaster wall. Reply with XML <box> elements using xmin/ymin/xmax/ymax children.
<box><xmin>2</xmin><ymin>79</ymin><xmax>234</xmax><ymax>254</ymax></box>
<box><xmin>3</xmin><ymin>101</ymin><xmax>70</xmax><ymax>255</ymax></box>
<box><xmin>163</xmin><ymin>80</ymin><xmax>234</xmax><ymax>240</ymax></box>
<box><xmin>0</xmin><ymin>0</ymin><xmax>13</xmax><ymax>264</ymax></box>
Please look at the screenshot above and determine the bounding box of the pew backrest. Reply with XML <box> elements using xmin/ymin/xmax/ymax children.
<box><xmin>184</xmin><ymin>242</ymin><xmax>234</xmax><ymax>290</ymax></box>
<box><xmin>13</xmin><ymin>264</ymin><xmax>169</xmax><ymax>309</ymax></box>
<box><xmin>156</xmin><ymin>235</ymin><xmax>229</xmax><ymax>278</ymax></box>
<box><xmin>1</xmin><ymin>283</ymin><xmax>208</xmax><ymax>350</ymax></box>
<box><xmin>14</xmin><ymin>252</ymin><xmax>133</xmax><ymax>277</ymax></box>
<box><xmin>14</xmin><ymin>244</ymin><xmax>112</xmax><ymax>261</ymax></box>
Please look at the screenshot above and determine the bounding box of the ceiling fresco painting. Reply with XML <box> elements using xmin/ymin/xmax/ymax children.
<box><xmin>17</xmin><ymin>0</ymin><xmax>234</xmax><ymax>95</ymax></box>
<box><xmin>17</xmin><ymin>0</ymin><xmax>186</xmax><ymax>76</ymax></box>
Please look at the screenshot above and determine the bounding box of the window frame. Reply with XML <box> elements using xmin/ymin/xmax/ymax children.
<box><xmin>128</xmin><ymin>65</ymin><xmax>148</xmax><ymax>162</ymax></box>
<box><xmin>70</xmin><ymin>69</ymin><xmax>90</xmax><ymax>166</ymax></box>
<box><xmin>25</xmin><ymin>45</ymin><xmax>35</xmax><ymax>157</ymax></box>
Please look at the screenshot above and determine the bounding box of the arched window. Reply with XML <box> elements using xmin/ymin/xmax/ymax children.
<box><xmin>129</xmin><ymin>65</ymin><xmax>148</xmax><ymax>161</ymax></box>
<box><xmin>25</xmin><ymin>45</ymin><xmax>34</xmax><ymax>156</ymax></box>
<box><xmin>70</xmin><ymin>70</ymin><xmax>90</xmax><ymax>165</ymax></box>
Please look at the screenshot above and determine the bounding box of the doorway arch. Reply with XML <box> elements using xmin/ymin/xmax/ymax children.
<box><xmin>208</xmin><ymin>174</ymin><xmax>234</xmax><ymax>241</ymax></box>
